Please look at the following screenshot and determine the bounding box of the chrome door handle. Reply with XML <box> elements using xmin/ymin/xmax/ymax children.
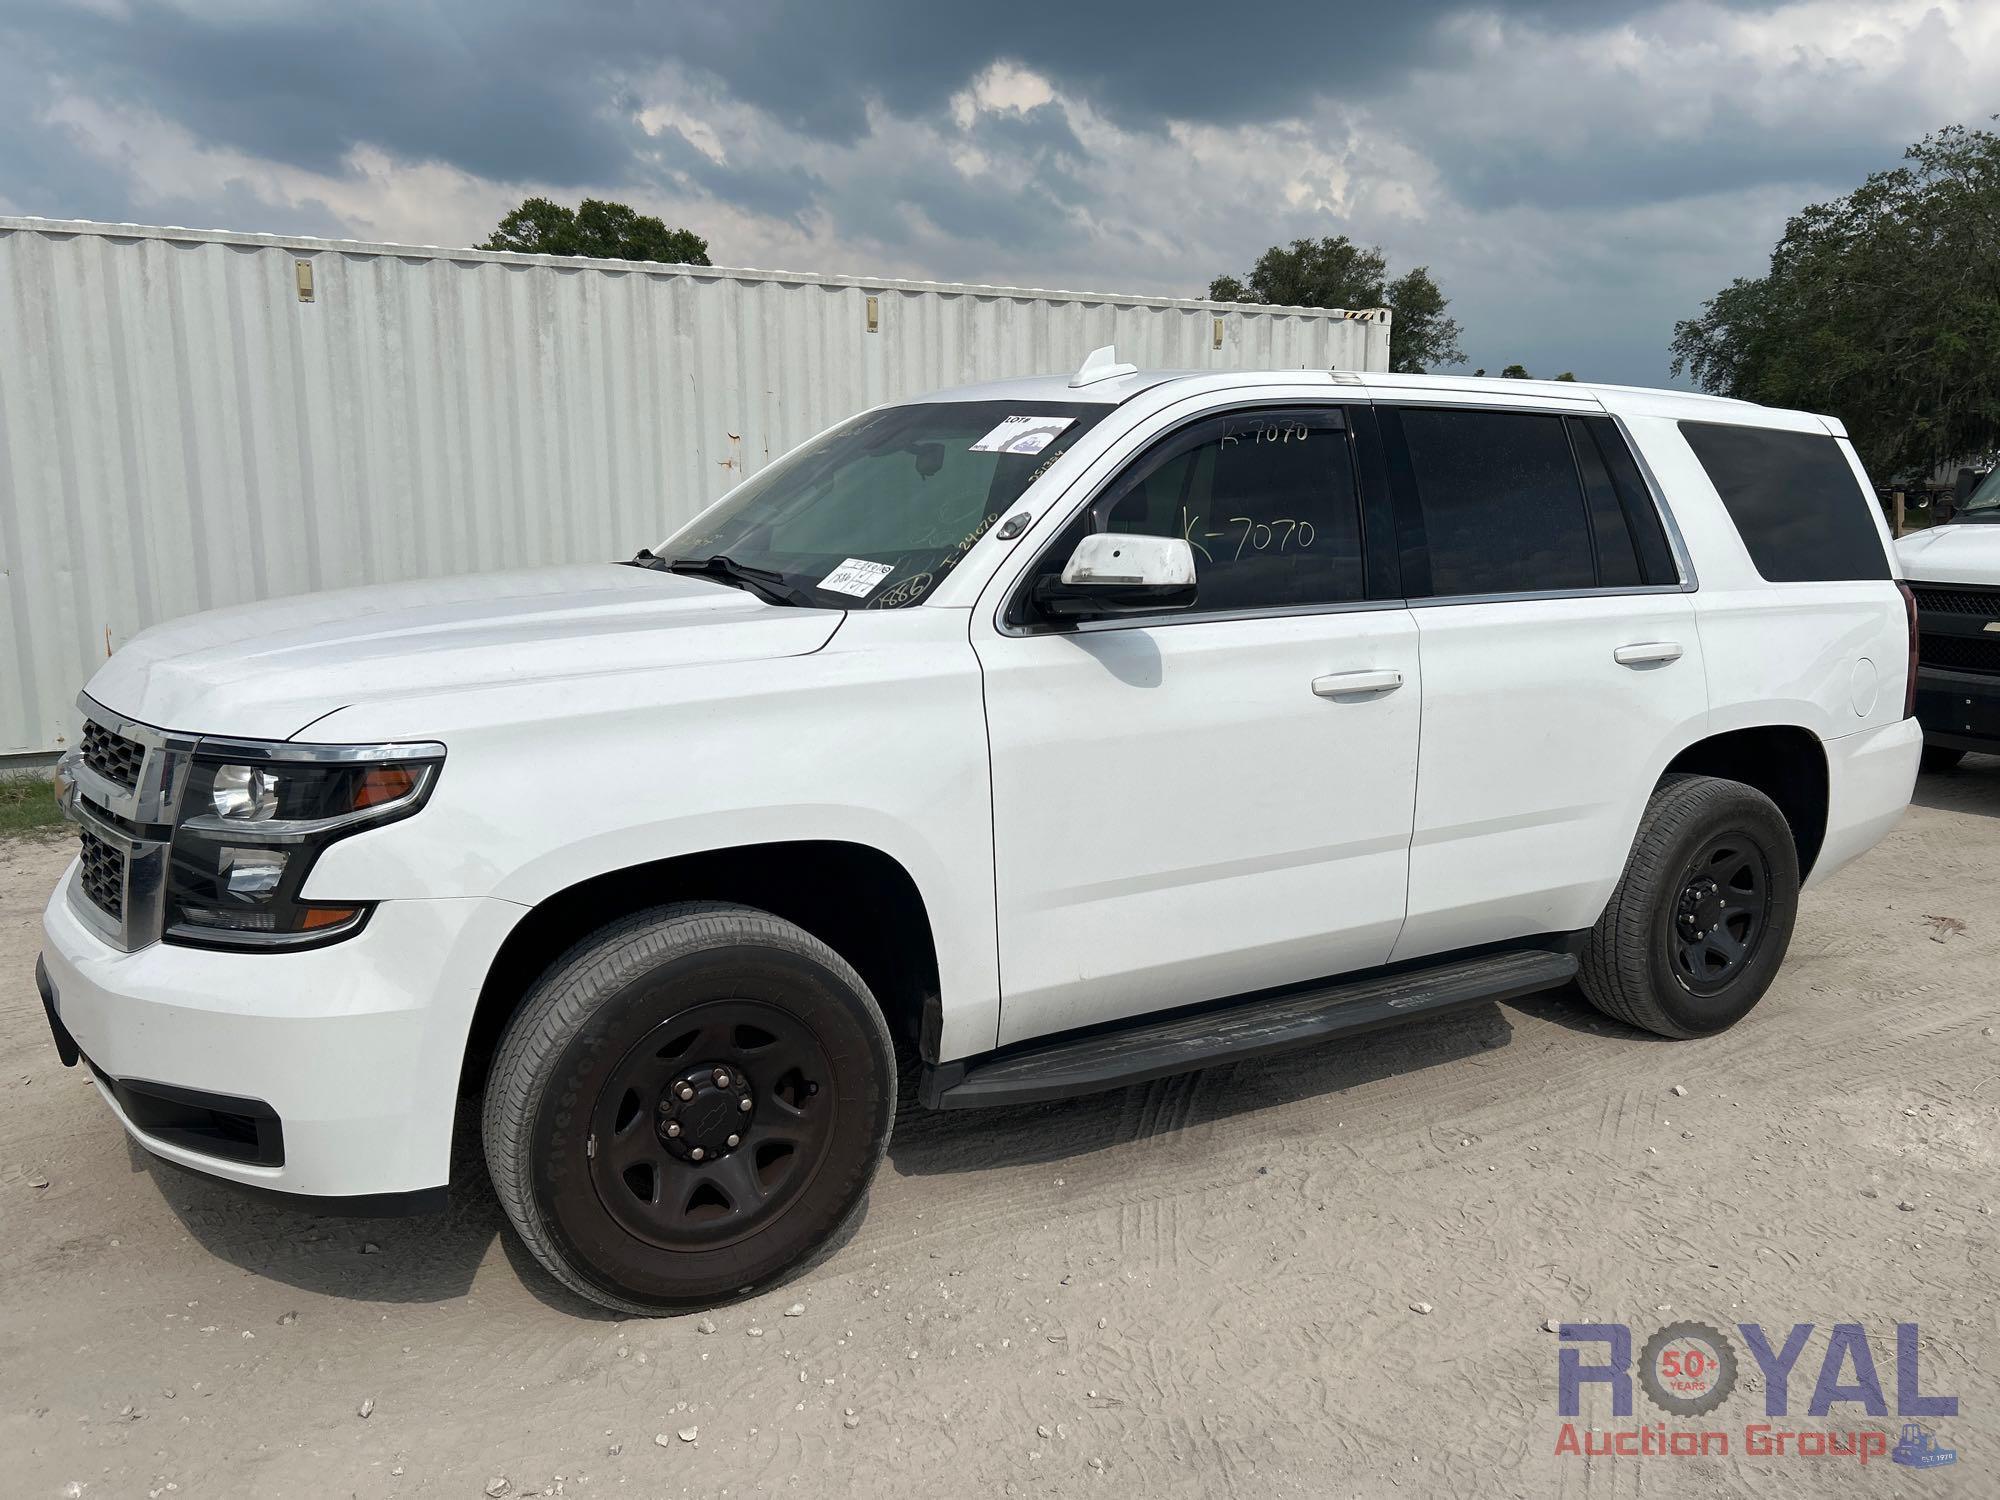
<box><xmin>1313</xmin><ymin>669</ymin><xmax>1404</xmax><ymax>698</ymax></box>
<box><xmin>1613</xmin><ymin>641</ymin><xmax>1683</xmax><ymax>667</ymax></box>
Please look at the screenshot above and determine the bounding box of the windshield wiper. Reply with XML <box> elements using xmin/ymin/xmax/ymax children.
<box><xmin>646</xmin><ymin>551</ymin><xmax>819</xmax><ymax>607</ymax></box>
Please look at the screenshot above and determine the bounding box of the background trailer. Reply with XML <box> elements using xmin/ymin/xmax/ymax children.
<box><xmin>0</xmin><ymin>216</ymin><xmax>1390</xmax><ymax>759</ymax></box>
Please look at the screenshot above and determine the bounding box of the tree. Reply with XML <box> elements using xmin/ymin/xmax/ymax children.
<box><xmin>1500</xmin><ymin>363</ymin><xmax>1530</xmax><ymax>379</ymax></box>
<box><xmin>1672</xmin><ymin>123</ymin><xmax>2000</xmax><ymax>478</ymax></box>
<box><xmin>482</xmin><ymin>197</ymin><xmax>711</xmax><ymax>265</ymax></box>
<box><xmin>1208</xmin><ymin>235</ymin><xmax>1465</xmax><ymax>374</ymax></box>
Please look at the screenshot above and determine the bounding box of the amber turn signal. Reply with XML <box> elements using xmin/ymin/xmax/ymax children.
<box><xmin>353</xmin><ymin>765</ymin><xmax>419</xmax><ymax>810</ymax></box>
<box><xmin>299</xmin><ymin>905</ymin><xmax>364</xmax><ymax>930</ymax></box>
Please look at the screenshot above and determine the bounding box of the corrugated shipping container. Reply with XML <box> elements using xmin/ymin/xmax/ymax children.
<box><xmin>0</xmin><ymin>215</ymin><xmax>1391</xmax><ymax>757</ymax></box>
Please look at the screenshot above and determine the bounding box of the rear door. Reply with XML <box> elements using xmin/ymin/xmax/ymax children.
<box><xmin>1373</xmin><ymin>398</ymin><xmax>1712</xmax><ymax>960</ymax></box>
<box><xmin>973</xmin><ymin>401</ymin><xmax>1422</xmax><ymax>1046</ymax></box>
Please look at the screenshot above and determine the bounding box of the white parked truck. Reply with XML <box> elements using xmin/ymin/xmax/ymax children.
<box><xmin>1897</xmin><ymin>473</ymin><xmax>2000</xmax><ymax>768</ymax></box>
<box><xmin>40</xmin><ymin>354</ymin><xmax>1920</xmax><ymax>1313</ymax></box>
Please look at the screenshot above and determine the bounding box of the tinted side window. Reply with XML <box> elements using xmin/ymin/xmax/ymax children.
<box><xmin>1581</xmin><ymin>416</ymin><xmax>1679</xmax><ymax>585</ymax></box>
<box><xmin>1679</xmin><ymin>421</ymin><xmax>1890</xmax><ymax>582</ymax></box>
<box><xmin>1568</xmin><ymin>420</ymin><xmax>1643</xmax><ymax>587</ymax></box>
<box><xmin>1397</xmin><ymin>409</ymin><xmax>1595</xmax><ymax>596</ymax></box>
<box><xmin>1028</xmin><ymin>408</ymin><xmax>1365</xmax><ymax>617</ymax></box>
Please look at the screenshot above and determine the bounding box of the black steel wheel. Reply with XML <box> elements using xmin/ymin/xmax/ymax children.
<box><xmin>588</xmin><ymin>1000</ymin><xmax>834</xmax><ymax>1252</ymax></box>
<box><xmin>1579</xmin><ymin>774</ymin><xmax>1800</xmax><ymax>1038</ymax></box>
<box><xmin>1669</xmin><ymin>837</ymin><xmax>1771</xmax><ymax>996</ymax></box>
<box><xmin>483</xmin><ymin>903</ymin><xmax>895</xmax><ymax>1315</ymax></box>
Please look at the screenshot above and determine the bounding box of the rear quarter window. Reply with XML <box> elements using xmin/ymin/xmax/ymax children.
<box><xmin>1678</xmin><ymin>421</ymin><xmax>1890</xmax><ymax>582</ymax></box>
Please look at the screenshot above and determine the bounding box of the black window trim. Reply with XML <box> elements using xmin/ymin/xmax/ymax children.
<box><xmin>995</xmin><ymin>398</ymin><xmax>1397</xmax><ymax>637</ymax></box>
<box><xmin>1372</xmin><ymin>399</ymin><xmax>1698</xmax><ymax>608</ymax></box>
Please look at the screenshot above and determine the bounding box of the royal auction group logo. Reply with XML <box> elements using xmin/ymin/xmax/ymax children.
<box><xmin>1555</xmin><ymin>1320</ymin><xmax>1959</xmax><ymax>1469</ymax></box>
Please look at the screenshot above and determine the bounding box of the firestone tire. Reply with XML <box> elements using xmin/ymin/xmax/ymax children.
<box><xmin>482</xmin><ymin>903</ymin><xmax>896</xmax><ymax>1315</ymax></box>
<box><xmin>1578</xmin><ymin>774</ymin><xmax>1800</xmax><ymax>1039</ymax></box>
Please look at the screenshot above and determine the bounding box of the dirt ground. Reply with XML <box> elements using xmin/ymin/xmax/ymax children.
<box><xmin>4</xmin><ymin>763</ymin><xmax>1996</xmax><ymax>1500</ymax></box>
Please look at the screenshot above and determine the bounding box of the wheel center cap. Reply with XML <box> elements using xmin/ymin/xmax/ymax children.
<box><xmin>656</xmin><ymin>1064</ymin><xmax>754</xmax><ymax>1162</ymax></box>
<box><xmin>1678</xmin><ymin>877</ymin><xmax>1725</xmax><ymax>936</ymax></box>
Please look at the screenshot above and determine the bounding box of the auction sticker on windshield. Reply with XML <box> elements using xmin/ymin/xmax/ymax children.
<box><xmin>970</xmin><ymin>415</ymin><xmax>1076</xmax><ymax>455</ymax></box>
<box><xmin>819</xmin><ymin>558</ymin><xmax>898</xmax><ymax>598</ymax></box>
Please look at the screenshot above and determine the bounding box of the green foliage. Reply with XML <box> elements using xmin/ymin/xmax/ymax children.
<box><xmin>1500</xmin><ymin>363</ymin><xmax>1530</xmax><ymax>379</ymax></box>
<box><xmin>482</xmin><ymin>198</ymin><xmax>711</xmax><ymax>266</ymax></box>
<box><xmin>1672</xmin><ymin>123</ymin><xmax>2000</xmax><ymax>478</ymax></box>
<box><xmin>0</xmin><ymin>774</ymin><xmax>62</xmax><ymax>839</ymax></box>
<box><xmin>1208</xmin><ymin>235</ymin><xmax>1466</xmax><ymax>374</ymax></box>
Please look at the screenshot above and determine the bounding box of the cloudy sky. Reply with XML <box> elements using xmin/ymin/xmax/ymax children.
<box><xmin>2</xmin><ymin>0</ymin><xmax>1994</xmax><ymax>384</ymax></box>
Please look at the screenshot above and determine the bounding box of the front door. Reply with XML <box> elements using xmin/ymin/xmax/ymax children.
<box><xmin>974</xmin><ymin>405</ymin><xmax>1422</xmax><ymax>1046</ymax></box>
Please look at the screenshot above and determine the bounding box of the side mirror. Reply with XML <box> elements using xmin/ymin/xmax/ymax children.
<box><xmin>1032</xmin><ymin>533</ymin><xmax>1198</xmax><ymax>621</ymax></box>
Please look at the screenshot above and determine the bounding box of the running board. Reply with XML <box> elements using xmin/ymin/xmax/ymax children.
<box><xmin>922</xmin><ymin>949</ymin><xmax>1577</xmax><ymax>1109</ymax></box>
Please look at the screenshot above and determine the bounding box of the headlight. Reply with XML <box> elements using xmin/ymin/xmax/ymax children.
<box><xmin>165</xmin><ymin>745</ymin><xmax>443</xmax><ymax>950</ymax></box>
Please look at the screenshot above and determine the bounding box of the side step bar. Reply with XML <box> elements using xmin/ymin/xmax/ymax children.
<box><xmin>922</xmin><ymin>949</ymin><xmax>1577</xmax><ymax>1110</ymax></box>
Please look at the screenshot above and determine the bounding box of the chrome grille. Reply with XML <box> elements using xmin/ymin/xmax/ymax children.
<box><xmin>78</xmin><ymin>828</ymin><xmax>127</xmax><ymax>920</ymax></box>
<box><xmin>82</xmin><ymin>719</ymin><xmax>145</xmax><ymax>789</ymax></box>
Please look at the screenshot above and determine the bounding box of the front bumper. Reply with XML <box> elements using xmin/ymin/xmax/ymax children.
<box><xmin>1914</xmin><ymin>666</ymin><xmax>2000</xmax><ymax>753</ymax></box>
<box><xmin>40</xmin><ymin>865</ymin><xmax>522</xmax><ymax>1206</ymax></box>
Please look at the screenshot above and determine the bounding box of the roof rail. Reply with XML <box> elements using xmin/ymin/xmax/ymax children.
<box><xmin>1070</xmin><ymin>345</ymin><xmax>1139</xmax><ymax>388</ymax></box>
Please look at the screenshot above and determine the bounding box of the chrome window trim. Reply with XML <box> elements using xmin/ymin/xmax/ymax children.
<box><xmin>1366</xmin><ymin>399</ymin><xmax>1700</xmax><ymax>599</ymax></box>
<box><xmin>1050</xmin><ymin>596</ymin><xmax>1413</xmax><ymax>637</ymax></box>
<box><xmin>990</xmin><ymin>396</ymin><xmax>1704</xmax><ymax>638</ymax></box>
<box><xmin>1604</xmin><ymin>411</ymin><xmax>1701</xmax><ymax>594</ymax></box>
<box><xmin>1408</xmin><ymin>583</ymin><xmax>1690</xmax><ymax>610</ymax></box>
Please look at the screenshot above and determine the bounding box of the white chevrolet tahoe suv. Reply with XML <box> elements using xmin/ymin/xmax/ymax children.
<box><xmin>39</xmin><ymin>356</ymin><xmax>1920</xmax><ymax>1313</ymax></box>
<box><xmin>1897</xmin><ymin>471</ymin><xmax>2000</xmax><ymax>768</ymax></box>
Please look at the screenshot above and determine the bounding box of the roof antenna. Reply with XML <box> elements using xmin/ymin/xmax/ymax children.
<box><xmin>1069</xmin><ymin>344</ymin><xmax>1138</xmax><ymax>388</ymax></box>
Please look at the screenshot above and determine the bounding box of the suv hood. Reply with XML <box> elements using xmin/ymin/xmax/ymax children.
<box><xmin>1897</xmin><ymin>524</ymin><xmax>2000</xmax><ymax>586</ymax></box>
<box><xmin>84</xmin><ymin>564</ymin><xmax>843</xmax><ymax>741</ymax></box>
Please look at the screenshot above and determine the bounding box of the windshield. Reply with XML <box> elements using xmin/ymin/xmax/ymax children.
<box><xmin>656</xmin><ymin>400</ymin><xmax>1109</xmax><ymax>607</ymax></box>
<box><xmin>1957</xmin><ymin>467</ymin><xmax>2000</xmax><ymax>520</ymax></box>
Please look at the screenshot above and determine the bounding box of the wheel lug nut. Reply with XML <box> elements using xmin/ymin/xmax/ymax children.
<box><xmin>665</xmin><ymin>1122</ymin><xmax>681</xmax><ymax>1137</ymax></box>
<box><xmin>713</xmin><ymin>1069</ymin><xmax>731</xmax><ymax>1087</ymax></box>
<box><xmin>691</xmin><ymin>1146</ymin><xmax>705</xmax><ymax>1161</ymax></box>
<box><xmin>726</xmin><ymin>1133</ymin><xmax>740</xmax><ymax>1147</ymax></box>
<box><xmin>678</xmin><ymin>1084</ymin><xmax>696</xmax><ymax>1101</ymax></box>
<box><xmin>739</xmin><ymin>1096</ymin><xmax>753</xmax><ymax>1112</ymax></box>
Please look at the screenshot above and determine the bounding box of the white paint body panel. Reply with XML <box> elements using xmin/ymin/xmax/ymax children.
<box><xmin>1393</xmin><ymin>592</ymin><xmax>1709</xmax><ymax>959</ymax></box>
<box><xmin>83</xmin><ymin>565</ymin><xmax>841</xmax><ymax>741</ymax></box>
<box><xmin>976</xmin><ymin>608</ymin><xmax>1421</xmax><ymax>1045</ymax></box>
<box><xmin>1897</xmin><ymin>524</ymin><xmax>2000</xmax><ymax>586</ymax></box>
<box><xmin>41</xmin><ymin>369</ymin><xmax>1922</xmax><ymax>1203</ymax></box>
